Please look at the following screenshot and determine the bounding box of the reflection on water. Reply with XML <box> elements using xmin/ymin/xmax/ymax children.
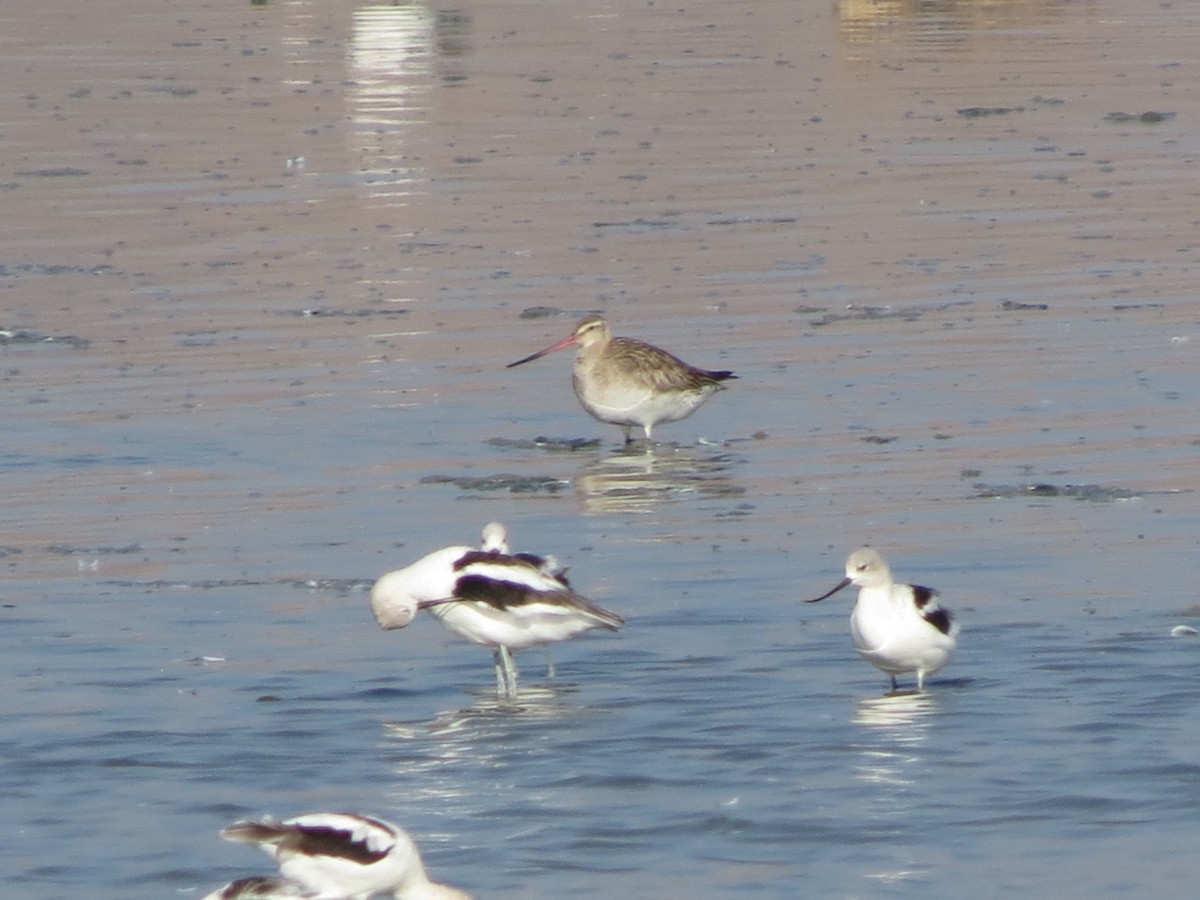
<box><xmin>378</xmin><ymin>685</ymin><xmax>586</xmax><ymax>808</ymax></box>
<box><xmin>348</xmin><ymin>3</ymin><xmax>439</xmax><ymax>191</ymax></box>
<box><xmin>574</xmin><ymin>444</ymin><xmax>746</xmax><ymax>515</ymax></box>
<box><xmin>384</xmin><ymin>684</ymin><xmax>580</xmax><ymax>741</ymax></box>
<box><xmin>851</xmin><ymin>692</ymin><xmax>940</xmax><ymax>885</ymax></box>
<box><xmin>854</xmin><ymin>690</ymin><xmax>937</xmax><ymax>737</ymax></box>
<box><xmin>837</xmin><ymin>0</ymin><xmax>1086</xmax><ymax>54</ymax></box>
<box><xmin>852</xmin><ymin>692</ymin><xmax>937</xmax><ymax>788</ymax></box>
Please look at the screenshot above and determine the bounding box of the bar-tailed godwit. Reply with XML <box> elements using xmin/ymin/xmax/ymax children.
<box><xmin>507</xmin><ymin>314</ymin><xmax>735</xmax><ymax>444</ymax></box>
<box><xmin>369</xmin><ymin>523</ymin><xmax>623</xmax><ymax>697</ymax></box>
<box><xmin>216</xmin><ymin>812</ymin><xmax>471</xmax><ymax>900</ymax></box>
<box><xmin>807</xmin><ymin>547</ymin><xmax>959</xmax><ymax>693</ymax></box>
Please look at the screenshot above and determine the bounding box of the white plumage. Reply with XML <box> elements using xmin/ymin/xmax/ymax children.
<box><xmin>808</xmin><ymin>547</ymin><xmax>959</xmax><ymax>692</ymax></box>
<box><xmin>215</xmin><ymin>813</ymin><xmax>470</xmax><ymax>900</ymax></box>
<box><xmin>370</xmin><ymin>523</ymin><xmax>623</xmax><ymax>697</ymax></box>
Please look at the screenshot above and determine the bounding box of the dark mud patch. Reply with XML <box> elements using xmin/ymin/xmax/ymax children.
<box><xmin>806</xmin><ymin>303</ymin><xmax>947</xmax><ymax>327</ymax></box>
<box><xmin>46</xmin><ymin>543</ymin><xmax>143</xmax><ymax>556</ymax></box>
<box><xmin>971</xmin><ymin>482</ymin><xmax>1187</xmax><ymax>502</ymax></box>
<box><xmin>808</xmin><ymin>305</ymin><xmax>920</xmax><ymax>326</ymax></box>
<box><xmin>0</xmin><ymin>262</ymin><xmax>119</xmax><ymax>278</ymax></box>
<box><xmin>285</xmin><ymin>307</ymin><xmax>411</xmax><ymax>319</ymax></box>
<box><xmin>1104</xmin><ymin>111</ymin><xmax>1175</xmax><ymax>124</ymax></box>
<box><xmin>2</xmin><ymin>453</ymin><xmax>153</xmax><ymax>470</ymax></box>
<box><xmin>420</xmin><ymin>473</ymin><xmax>570</xmax><ymax>494</ymax></box>
<box><xmin>591</xmin><ymin>216</ymin><xmax>691</xmax><ymax>234</ymax></box>
<box><xmin>0</xmin><ymin>328</ymin><xmax>91</xmax><ymax>348</ymax></box>
<box><xmin>14</xmin><ymin>167</ymin><xmax>91</xmax><ymax>177</ymax></box>
<box><xmin>958</xmin><ymin>106</ymin><xmax>1025</xmax><ymax>117</ymax></box>
<box><xmin>487</xmin><ymin>436</ymin><xmax>602</xmax><ymax>453</ymax></box>
<box><xmin>518</xmin><ymin>306</ymin><xmax>565</xmax><ymax>320</ymax></box>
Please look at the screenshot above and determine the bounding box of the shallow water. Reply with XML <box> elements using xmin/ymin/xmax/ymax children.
<box><xmin>3</xmin><ymin>0</ymin><xmax>1200</xmax><ymax>897</ymax></box>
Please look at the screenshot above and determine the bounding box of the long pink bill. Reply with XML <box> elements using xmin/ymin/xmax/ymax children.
<box><xmin>506</xmin><ymin>332</ymin><xmax>578</xmax><ymax>368</ymax></box>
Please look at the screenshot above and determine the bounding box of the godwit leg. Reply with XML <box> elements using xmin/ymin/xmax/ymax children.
<box><xmin>621</xmin><ymin>425</ymin><xmax>634</xmax><ymax>445</ymax></box>
<box><xmin>543</xmin><ymin>648</ymin><xmax>556</xmax><ymax>679</ymax></box>
<box><xmin>493</xmin><ymin>646</ymin><xmax>519</xmax><ymax>697</ymax></box>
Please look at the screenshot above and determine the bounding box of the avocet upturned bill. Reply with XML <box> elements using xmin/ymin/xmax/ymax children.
<box><xmin>506</xmin><ymin>314</ymin><xmax>735</xmax><ymax>444</ymax></box>
<box><xmin>807</xmin><ymin>547</ymin><xmax>959</xmax><ymax>692</ymax></box>
<box><xmin>216</xmin><ymin>812</ymin><xmax>471</xmax><ymax>900</ymax></box>
<box><xmin>370</xmin><ymin>523</ymin><xmax>624</xmax><ymax>697</ymax></box>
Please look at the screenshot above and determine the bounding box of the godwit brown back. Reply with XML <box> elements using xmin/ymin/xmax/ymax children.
<box><xmin>507</xmin><ymin>315</ymin><xmax>735</xmax><ymax>444</ymax></box>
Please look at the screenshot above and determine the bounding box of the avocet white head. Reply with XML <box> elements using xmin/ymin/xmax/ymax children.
<box><xmin>479</xmin><ymin>521</ymin><xmax>509</xmax><ymax>553</ymax></box>
<box><xmin>217</xmin><ymin>813</ymin><xmax>471</xmax><ymax>900</ymax></box>
<box><xmin>807</xmin><ymin>547</ymin><xmax>959</xmax><ymax>693</ymax></box>
<box><xmin>479</xmin><ymin>522</ymin><xmax>569</xmax><ymax>582</ymax></box>
<box><xmin>369</xmin><ymin>523</ymin><xmax>623</xmax><ymax>697</ymax></box>
<box><xmin>506</xmin><ymin>315</ymin><xmax>736</xmax><ymax>444</ymax></box>
<box><xmin>202</xmin><ymin>875</ymin><xmax>315</xmax><ymax>900</ymax></box>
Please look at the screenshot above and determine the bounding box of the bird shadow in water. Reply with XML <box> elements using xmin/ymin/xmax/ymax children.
<box><xmin>574</xmin><ymin>441</ymin><xmax>747</xmax><ymax>515</ymax></box>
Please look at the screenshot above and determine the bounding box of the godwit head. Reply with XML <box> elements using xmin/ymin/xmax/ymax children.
<box><xmin>807</xmin><ymin>548</ymin><xmax>958</xmax><ymax>693</ymax></box>
<box><xmin>506</xmin><ymin>314</ymin><xmax>610</xmax><ymax>366</ymax></box>
<box><xmin>507</xmin><ymin>315</ymin><xmax>735</xmax><ymax>444</ymax></box>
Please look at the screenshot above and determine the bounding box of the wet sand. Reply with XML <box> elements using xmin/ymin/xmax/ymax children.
<box><xmin>5</xmin><ymin>0</ymin><xmax>1196</xmax><ymax>587</ymax></box>
<box><xmin>3</xmin><ymin>0</ymin><xmax>1200</xmax><ymax>896</ymax></box>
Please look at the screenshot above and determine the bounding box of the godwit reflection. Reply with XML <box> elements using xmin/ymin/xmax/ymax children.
<box><xmin>837</xmin><ymin>0</ymin><xmax>1085</xmax><ymax>55</ymax></box>
<box><xmin>575</xmin><ymin>444</ymin><xmax>745</xmax><ymax>515</ymax></box>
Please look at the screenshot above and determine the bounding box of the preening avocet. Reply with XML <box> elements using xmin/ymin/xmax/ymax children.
<box><xmin>370</xmin><ymin>523</ymin><xmax>624</xmax><ymax>697</ymax></box>
<box><xmin>506</xmin><ymin>314</ymin><xmax>736</xmax><ymax>444</ymax></box>
<box><xmin>807</xmin><ymin>547</ymin><xmax>959</xmax><ymax>693</ymax></box>
<box><xmin>202</xmin><ymin>875</ymin><xmax>314</xmax><ymax>900</ymax></box>
<box><xmin>217</xmin><ymin>812</ymin><xmax>471</xmax><ymax>900</ymax></box>
<box><xmin>479</xmin><ymin>521</ymin><xmax>570</xmax><ymax>679</ymax></box>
